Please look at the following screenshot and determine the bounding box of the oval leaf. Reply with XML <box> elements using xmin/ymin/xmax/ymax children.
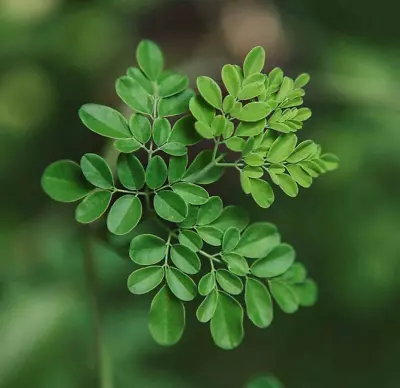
<box><xmin>267</xmin><ymin>134</ymin><xmax>298</xmax><ymax>163</ymax></box>
<box><xmin>196</xmin><ymin>289</ymin><xmax>218</xmax><ymax>323</ymax></box>
<box><xmin>115</xmin><ymin>76</ymin><xmax>152</xmax><ymax>115</ymax></box>
<box><xmin>171</xmin><ymin>244</ymin><xmax>201</xmax><ymax>274</ymax></box>
<box><xmin>172</xmin><ymin>182</ymin><xmax>209</xmax><ymax>205</ymax></box>
<box><xmin>197</xmin><ymin>196</ymin><xmax>223</xmax><ymax>226</ymax></box>
<box><xmin>169</xmin><ymin>116</ymin><xmax>202</xmax><ymax>146</ymax></box>
<box><xmin>75</xmin><ymin>190</ymin><xmax>112</xmax><ymax>224</ymax></box>
<box><xmin>196</xmin><ymin>226</ymin><xmax>223</xmax><ymax>246</ymax></box>
<box><xmin>223</xmin><ymin>253</ymin><xmax>249</xmax><ymax>276</ymax></box>
<box><xmin>158</xmin><ymin>89</ymin><xmax>194</xmax><ymax>117</ymax></box>
<box><xmin>198</xmin><ymin>272</ymin><xmax>216</xmax><ymax>296</ymax></box>
<box><xmin>136</xmin><ymin>40</ymin><xmax>164</xmax><ymax>81</ymax></box>
<box><xmin>117</xmin><ymin>154</ymin><xmax>145</xmax><ymax>190</ymax></box>
<box><xmin>146</xmin><ymin>156</ymin><xmax>167</xmax><ymax>189</ymax></box>
<box><xmin>197</xmin><ymin>76</ymin><xmax>222</xmax><ymax>109</ymax></box>
<box><xmin>168</xmin><ymin>155</ymin><xmax>188</xmax><ymax>184</ymax></box>
<box><xmin>178</xmin><ymin>230</ymin><xmax>203</xmax><ymax>252</ymax></box>
<box><xmin>127</xmin><ymin>266</ymin><xmax>164</xmax><ymax>295</ymax></box>
<box><xmin>166</xmin><ymin>267</ymin><xmax>197</xmax><ymax>301</ymax></box>
<box><xmin>81</xmin><ymin>153</ymin><xmax>114</xmax><ymax>189</ymax></box>
<box><xmin>234</xmin><ymin>102</ymin><xmax>272</xmax><ymax>122</ymax></box>
<box><xmin>269</xmin><ymin>280</ymin><xmax>299</xmax><ymax>314</ymax></box>
<box><xmin>154</xmin><ymin>190</ymin><xmax>188</xmax><ymax>222</ymax></box>
<box><xmin>222</xmin><ymin>227</ymin><xmax>240</xmax><ymax>253</ymax></box>
<box><xmin>107</xmin><ymin>195</ymin><xmax>142</xmax><ymax>235</ymax></box>
<box><xmin>129</xmin><ymin>114</ymin><xmax>151</xmax><ymax>143</ymax></box>
<box><xmin>221</xmin><ymin>64</ymin><xmax>241</xmax><ymax>97</ymax></box>
<box><xmin>249</xmin><ymin>178</ymin><xmax>275</xmax><ymax>209</ymax></box>
<box><xmin>158</xmin><ymin>71</ymin><xmax>189</xmax><ymax>98</ymax></box>
<box><xmin>243</xmin><ymin>46</ymin><xmax>266</xmax><ymax>77</ymax></box>
<box><xmin>245</xmin><ymin>278</ymin><xmax>273</xmax><ymax>328</ymax></box>
<box><xmin>216</xmin><ymin>269</ymin><xmax>243</xmax><ymax>295</ymax></box>
<box><xmin>130</xmin><ymin>234</ymin><xmax>166</xmax><ymax>265</ymax></box>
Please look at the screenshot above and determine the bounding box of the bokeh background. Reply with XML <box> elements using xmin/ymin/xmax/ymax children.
<box><xmin>1</xmin><ymin>0</ymin><xmax>400</xmax><ymax>387</ymax></box>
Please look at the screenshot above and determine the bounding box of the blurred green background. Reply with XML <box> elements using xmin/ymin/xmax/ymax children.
<box><xmin>1</xmin><ymin>0</ymin><xmax>399</xmax><ymax>387</ymax></box>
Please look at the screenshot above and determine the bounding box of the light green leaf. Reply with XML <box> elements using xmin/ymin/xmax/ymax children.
<box><xmin>170</xmin><ymin>244</ymin><xmax>201</xmax><ymax>275</ymax></box>
<box><xmin>236</xmin><ymin>119</ymin><xmax>266</xmax><ymax>137</ymax></box>
<box><xmin>298</xmin><ymin>160</ymin><xmax>322</xmax><ymax>178</ymax></box>
<box><xmin>223</xmin><ymin>121</ymin><xmax>235</xmax><ymax>139</ymax></box>
<box><xmin>189</xmin><ymin>96</ymin><xmax>215</xmax><ymax>125</ymax></box>
<box><xmin>117</xmin><ymin>153</ymin><xmax>145</xmax><ymax>190</ymax></box>
<box><xmin>243</xmin><ymin>166</ymin><xmax>263</xmax><ymax>178</ymax></box>
<box><xmin>198</xmin><ymin>272</ymin><xmax>216</xmax><ymax>296</ymax></box>
<box><xmin>222</xmin><ymin>227</ymin><xmax>240</xmax><ymax>253</ymax></box>
<box><xmin>225</xmin><ymin>137</ymin><xmax>245</xmax><ymax>152</ymax></box>
<box><xmin>233</xmin><ymin>102</ymin><xmax>272</xmax><ymax>122</ymax></box>
<box><xmin>292</xmin><ymin>279</ymin><xmax>318</xmax><ymax>307</ymax></box>
<box><xmin>197</xmin><ymin>76</ymin><xmax>222</xmax><ymax>109</ymax></box>
<box><xmin>75</xmin><ymin>190</ymin><xmax>112</xmax><ymax>224</ymax></box>
<box><xmin>210</xmin><ymin>205</ymin><xmax>249</xmax><ymax>232</ymax></box>
<box><xmin>216</xmin><ymin>269</ymin><xmax>243</xmax><ymax>295</ymax></box>
<box><xmin>153</xmin><ymin>117</ymin><xmax>170</xmax><ymax>146</ymax></box>
<box><xmin>114</xmin><ymin>138</ymin><xmax>141</xmax><ymax>153</ymax></box>
<box><xmin>168</xmin><ymin>155</ymin><xmax>188</xmax><ymax>184</ymax></box>
<box><xmin>80</xmin><ymin>153</ymin><xmax>114</xmax><ymax>189</ymax></box>
<box><xmin>235</xmin><ymin>222</ymin><xmax>280</xmax><ymax>259</ymax></box>
<box><xmin>295</xmin><ymin>107</ymin><xmax>312</xmax><ymax>121</ymax></box>
<box><xmin>129</xmin><ymin>114</ymin><xmax>151</xmax><ymax>144</ymax></box>
<box><xmin>241</xmin><ymin>173</ymin><xmax>252</xmax><ymax>194</ymax></box>
<box><xmin>286</xmin><ymin>140</ymin><xmax>317</xmax><ymax>163</ymax></box>
<box><xmin>79</xmin><ymin>104</ymin><xmax>131</xmax><ymax>139</ymax></box>
<box><xmin>251</xmin><ymin>243</ymin><xmax>295</xmax><ymax>278</ymax></box>
<box><xmin>211</xmin><ymin>291</ymin><xmax>244</xmax><ymax>350</ymax></box>
<box><xmin>223</xmin><ymin>95</ymin><xmax>236</xmax><ymax>113</ymax></box>
<box><xmin>287</xmin><ymin>164</ymin><xmax>312</xmax><ymax>188</ymax></box>
<box><xmin>249</xmin><ymin>178</ymin><xmax>275</xmax><ymax>209</ymax></box>
<box><xmin>280</xmin><ymin>262</ymin><xmax>307</xmax><ymax>283</ymax></box>
<box><xmin>241</xmin><ymin>137</ymin><xmax>256</xmax><ymax>157</ymax></box>
<box><xmin>320</xmin><ymin>153</ymin><xmax>340</xmax><ymax>171</ymax></box>
<box><xmin>197</xmin><ymin>196</ymin><xmax>223</xmax><ymax>226</ymax></box>
<box><xmin>130</xmin><ymin>234</ymin><xmax>166</xmax><ymax>265</ymax></box>
<box><xmin>277</xmin><ymin>173</ymin><xmax>299</xmax><ymax>197</ymax></box>
<box><xmin>158</xmin><ymin>71</ymin><xmax>189</xmax><ymax>98</ymax></box>
<box><xmin>172</xmin><ymin>182</ymin><xmax>209</xmax><ymax>205</ymax></box>
<box><xmin>231</xmin><ymin>101</ymin><xmax>243</xmax><ymax>117</ymax></box>
<box><xmin>107</xmin><ymin>195</ymin><xmax>142</xmax><ymax>235</ymax></box>
<box><xmin>194</xmin><ymin>121</ymin><xmax>214</xmax><ymax>139</ymax></box>
<box><xmin>183</xmin><ymin>150</ymin><xmax>224</xmax><ymax>185</ymax></box>
<box><xmin>222</xmin><ymin>64</ymin><xmax>241</xmax><ymax>97</ymax></box>
<box><xmin>158</xmin><ymin>89</ymin><xmax>194</xmax><ymax>117</ymax></box>
<box><xmin>243</xmin><ymin>73</ymin><xmax>265</xmax><ymax>86</ymax></box>
<box><xmin>136</xmin><ymin>40</ymin><xmax>164</xmax><ymax>81</ymax></box>
<box><xmin>244</xmin><ymin>153</ymin><xmax>264</xmax><ymax>167</ymax></box>
<box><xmin>115</xmin><ymin>76</ymin><xmax>152</xmax><ymax>115</ymax></box>
<box><xmin>269</xmin><ymin>280</ymin><xmax>299</xmax><ymax>314</ymax></box>
<box><xmin>245</xmin><ymin>278</ymin><xmax>273</xmax><ymax>328</ymax></box>
<box><xmin>211</xmin><ymin>115</ymin><xmax>227</xmax><ymax>136</ymax></box>
<box><xmin>196</xmin><ymin>289</ymin><xmax>218</xmax><ymax>323</ymax></box>
<box><xmin>41</xmin><ymin>160</ymin><xmax>92</xmax><ymax>203</ymax></box>
<box><xmin>166</xmin><ymin>267</ymin><xmax>197</xmax><ymax>301</ymax></box>
<box><xmin>268</xmin><ymin>122</ymin><xmax>291</xmax><ymax>133</ymax></box>
<box><xmin>160</xmin><ymin>142</ymin><xmax>187</xmax><ymax>156</ymax></box>
<box><xmin>243</xmin><ymin>46</ymin><xmax>265</xmax><ymax>77</ymax></box>
<box><xmin>149</xmin><ymin>286</ymin><xmax>185</xmax><ymax>346</ymax></box>
<box><xmin>196</xmin><ymin>226</ymin><xmax>223</xmax><ymax>246</ymax></box>
<box><xmin>169</xmin><ymin>116</ymin><xmax>202</xmax><ymax>145</ymax></box>
<box><xmin>223</xmin><ymin>253</ymin><xmax>249</xmax><ymax>276</ymax></box>
<box><xmin>268</xmin><ymin>67</ymin><xmax>284</xmax><ymax>87</ymax></box>
<box><xmin>127</xmin><ymin>67</ymin><xmax>153</xmax><ymax>94</ymax></box>
<box><xmin>146</xmin><ymin>156</ymin><xmax>167</xmax><ymax>189</ymax></box>
<box><xmin>238</xmin><ymin>83</ymin><xmax>265</xmax><ymax>100</ymax></box>
<box><xmin>267</xmin><ymin>133</ymin><xmax>298</xmax><ymax>163</ymax></box>
<box><xmin>294</xmin><ymin>73</ymin><xmax>310</xmax><ymax>88</ymax></box>
<box><xmin>153</xmin><ymin>190</ymin><xmax>188</xmax><ymax>222</ymax></box>
<box><xmin>127</xmin><ymin>266</ymin><xmax>164</xmax><ymax>295</ymax></box>
<box><xmin>276</xmin><ymin>77</ymin><xmax>294</xmax><ymax>103</ymax></box>
<box><xmin>178</xmin><ymin>230</ymin><xmax>203</xmax><ymax>252</ymax></box>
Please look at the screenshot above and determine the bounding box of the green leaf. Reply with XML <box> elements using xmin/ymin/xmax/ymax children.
<box><xmin>243</xmin><ymin>46</ymin><xmax>265</xmax><ymax>77</ymax></box>
<box><xmin>211</xmin><ymin>115</ymin><xmax>227</xmax><ymax>136</ymax></box>
<box><xmin>194</xmin><ymin>121</ymin><xmax>214</xmax><ymax>139</ymax></box>
<box><xmin>198</xmin><ymin>272</ymin><xmax>216</xmax><ymax>296</ymax></box>
<box><xmin>158</xmin><ymin>89</ymin><xmax>194</xmax><ymax>117</ymax></box>
<box><xmin>235</xmin><ymin>222</ymin><xmax>280</xmax><ymax>259</ymax></box>
<box><xmin>172</xmin><ymin>182</ymin><xmax>209</xmax><ymax>205</ymax></box>
<box><xmin>221</xmin><ymin>65</ymin><xmax>241</xmax><ymax>97</ymax></box>
<box><xmin>320</xmin><ymin>153</ymin><xmax>340</xmax><ymax>171</ymax></box>
<box><xmin>178</xmin><ymin>230</ymin><xmax>203</xmax><ymax>252</ymax></box>
<box><xmin>79</xmin><ymin>104</ymin><xmax>131</xmax><ymax>139</ymax></box>
<box><xmin>298</xmin><ymin>160</ymin><xmax>322</xmax><ymax>178</ymax></box>
<box><xmin>114</xmin><ymin>138</ymin><xmax>141</xmax><ymax>153</ymax></box>
<box><xmin>160</xmin><ymin>142</ymin><xmax>187</xmax><ymax>156</ymax></box>
<box><xmin>286</xmin><ymin>140</ymin><xmax>316</xmax><ymax>163</ymax></box>
<box><xmin>240</xmin><ymin>173</ymin><xmax>252</xmax><ymax>194</ymax></box>
<box><xmin>295</xmin><ymin>107</ymin><xmax>312</xmax><ymax>121</ymax></box>
<box><xmin>127</xmin><ymin>67</ymin><xmax>154</xmax><ymax>94</ymax></box>
<box><xmin>170</xmin><ymin>244</ymin><xmax>201</xmax><ymax>275</ymax></box>
<box><xmin>189</xmin><ymin>96</ymin><xmax>215</xmax><ymax>125</ymax></box>
<box><xmin>196</xmin><ymin>226</ymin><xmax>223</xmax><ymax>246</ymax></box>
<box><xmin>197</xmin><ymin>76</ymin><xmax>222</xmax><ymax>109</ymax></box>
<box><xmin>267</xmin><ymin>134</ymin><xmax>298</xmax><ymax>163</ymax></box>
<box><xmin>80</xmin><ymin>154</ymin><xmax>114</xmax><ymax>189</ymax></box>
<box><xmin>233</xmin><ymin>102</ymin><xmax>272</xmax><ymax>122</ymax></box>
<box><xmin>244</xmin><ymin>153</ymin><xmax>264</xmax><ymax>167</ymax></box>
<box><xmin>243</xmin><ymin>73</ymin><xmax>265</xmax><ymax>86</ymax></box>
<box><xmin>153</xmin><ymin>117</ymin><xmax>170</xmax><ymax>146</ymax></box>
<box><xmin>183</xmin><ymin>150</ymin><xmax>224</xmax><ymax>185</ymax></box>
<box><xmin>127</xmin><ymin>266</ymin><xmax>164</xmax><ymax>295</ymax></box>
<box><xmin>292</xmin><ymin>279</ymin><xmax>318</xmax><ymax>307</ymax></box>
<box><xmin>210</xmin><ymin>205</ymin><xmax>249</xmax><ymax>232</ymax></box>
<box><xmin>223</xmin><ymin>253</ymin><xmax>249</xmax><ymax>276</ymax></box>
<box><xmin>158</xmin><ymin>71</ymin><xmax>189</xmax><ymax>98</ymax></box>
<box><xmin>216</xmin><ymin>269</ymin><xmax>243</xmax><ymax>295</ymax></box>
<box><xmin>238</xmin><ymin>83</ymin><xmax>265</xmax><ymax>100</ymax></box>
<box><xmin>236</xmin><ymin>119</ymin><xmax>266</xmax><ymax>137</ymax></box>
<box><xmin>245</xmin><ymin>278</ymin><xmax>273</xmax><ymax>328</ymax></box>
<box><xmin>225</xmin><ymin>137</ymin><xmax>245</xmax><ymax>152</ymax></box>
<box><xmin>243</xmin><ymin>166</ymin><xmax>263</xmax><ymax>178</ymax></box>
<box><xmin>223</xmin><ymin>95</ymin><xmax>235</xmax><ymax>115</ymax></box>
<box><xmin>146</xmin><ymin>156</ymin><xmax>167</xmax><ymax>189</ymax></box>
<box><xmin>153</xmin><ymin>190</ymin><xmax>188</xmax><ymax>222</ymax></box>
<box><xmin>251</xmin><ymin>243</ymin><xmax>295</xmax><ymax>278</ymax></box>
<box><xmin>179</xmin><ymin>205</ymin><xmax>198</xmax><ymax>229</ymax></box>
<box><xmin>268</xmin><ymin>122</ymin><xmax>291</xmax><ymax>133</ymax></box>
<box><xmin>276</xmin><ymin>77</ymin><xmax>294</xmax><ymax>103</ymax></box>
<box><xmin>249</xmin><ymin>178</ymin><xmax>275</xmax><ymax>209</ymax></box>
<box><xmin>169</xmin><ymin>116</ymin><xmax>202</xmax><ymax>145</ymax></box>
<box><xmin>197</xmin><ymin>196</ymin><xmax>223</xmax><ymax>226</ymax></box>
<box><xmin>149</xmin><ymin>286</ymin><xmax>185</xmax><ymax>346</ymax></box>
<box><xmin>269</xmin><ymin>280</ymin><xmax>299</xmax><ymax>314</ymax></box>
<box><xmin>107</xmin><ymin>195</ymin><xmax>142</xmax><ymax>235</ymax></box>
<box><xmin>115</xmin><ymin>76</ymin><xmax>152</xmax><ymax>115</ymax></box>
<box><xmin>166</xmin><ymin>267</ymin><xmax>197</xmax><ymax>301</ymax></box>
<box><xmin>241</xmin><ymin>137</ymin><xmax>256</xmax><ymax>157</ymax></box>
<box><xmin>211</xmin><ymin>291</ymin><xmax>244</xmax><ymax>350</ymax></box>
<box><xmin>287</xmin><ymin>164</ymin><xmax>312</xmax><ymax>188</ymax></box>
<box><xmin>196</xmin><ymin>289</ymin><xmax>218</xmax><ymax>323</ymax></box>
<box><xmin>117</xmin><ymin>154</ymin><xmax>145</xmax><ymax>190</ymax></box>
<box><xmin>75</xmin><ymin>190</ymin><xmax>112</xmax><ymax>224</ymax></box>
<box><xmin>129</xmin><ymin>114</ymin><xmax>151</xmax><ymax>144</ymax></box>
<box><xmin>168</xmin><ymin>155</ymin><xmax>188</xmax><ymax>184</ymax></box>
<box><xmin>42</xmin><ymin>160</ymin><xmax>92</xmax><ymax>202</ymax></box>
<box><xmin>268</xmin><ymin>67</ymin><xmax>284</xmax><ymax>87</ymax></box>
<box><xmin>136</xmin><ymin>40</ymin><xmax>164</xmax><ymax>81</ymax></box>
<box><xmin>280</xmin><ymin>262</ymin><xmax>307</xmax><ymax>283</ymax></box>
<box><xmin>223</xmin><ymin>121</ymin><xmax>235</xmax><ymax>139</ymax></box>
<box><xmin>222</xmin><ymin>227</ymin><xmax>240</xmax><ymax>253</ymax></box>
<box><xmin>130</xmin><ymin>234</ymin><xmax>166</xmax><ymax>265</ymax></box>
<box><xmin>294</xmin><ymin>73</ymin><xmax>310</xmax><ymax>88</ymax></box>
<box><xmin>277</xmin><ymin>173</ymin><xmax>299</xmax><ymax>197</ymax></box>
<box><xmin>231</xmin><ymin>101</ymin><xmax>243</xmax><ymax>117</ymax></box>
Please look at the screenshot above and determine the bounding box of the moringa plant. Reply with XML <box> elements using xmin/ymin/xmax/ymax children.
<box><xmin>41</xmin><ymin>40</ymin><xmax>338</xmax><ymax>350</ymax></box>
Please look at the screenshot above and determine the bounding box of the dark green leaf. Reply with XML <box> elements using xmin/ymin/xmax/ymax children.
<box><xmin>320</xmin><ymin>153</ymin><xmax>340</xmax><ymax>171</ymax></box>
<box><xmin>153</xmin><ymin>117</ymin><xmax>170</xmax><ymax>146</ymax></box>
<box><xmin>130</xmin><ymin>234</ymin><xmax>166</xmax><ymax>265</ymax></box>
<box><xmin>197</xmin><ymin>76</ymin><xmax>222</xmax><ymax>109</ymax></box>
<box><xmin>179</xmin><ymin>205</ymin><xmax>198</xmax><ymax>229</ymax></box>
<box><xmin>292</xmin><ymin>279</ymin><xmax>318</xmax><ymax>307</ymax></box>
<box><xmin>210</xmin><ymin>205</ymin><xmax>249</xmax><ymax>232</ymax></box>
<box><xmin>269</xmin><ymin>280</ymin><xmax>299</xmax><ymax>314</ymax></box>
<box><xmin>198</xmin><ymin>272</ymin><xmax>216</xmax><ymax>296</ymax></box>
<box><xmin>80</xmin><ymin>153</ymin><xmax>113</xmax><ymax>190</ymax></box>
<box><xmin>153</xmin><ymin>190</ymin><xmax>188</xmax><ymax>222</ymax></box>
<box><xmin>115</xmin><ymin>76</ymin><xmax>152</xmax><ymax>115</ymax></box>
<box><xmin>75</xmin><ymin>190</ymin><xmax>111</xmax><ymax>224</ymax></box>
<box><xmin>158</xmin><ymin>89</ymin><xmax>194</xmax><ymax>117</ymax></box>
<box><xmin>196</xmin><ymin>289</ymin><xmax>218</xmax><ymax>323</ymax></box>
<box><xmin>129</xmin><ymin>114</ymin><xmax>151</xmax><ymax>143</ymax></box>
<box><xmin>249</xmin><ymin>178</ymin><xmax>275</xmax><ymax>209</ymax></box>
<box><xmin>216</xmin><ymin>269</ymin><xmax>243</xmax><ymax>295</ymax></box>
<box><xmin>196</xmin><ymin>226</ymin><xmax>223</xmax><ymax>246</ymax></box>
<box><xmin>280</xmin><ymin>262</ymin><xmax>307</xmax><ymax>283</ymax></box>
<box><xmin>136</xmin><ymin>40</ymin><xmax>164</xmax><ymax>81</ymax></box>
<box><xmin>197</xmin><ymin>196</ymin><xmax>223</xmax><ymax>226</ymax></box>
<box><xmin>243</xmin><ymin>46</ymin><xmax>265</xmax><ymax>77</ymax></box>
<box><xmin>166</xmin><ymin>267</ymin><xmax>197</xmax><ymax>301</ymax></box>
<box><xmin>245</xmin><ymin>278</ymin><xmax>273</xmax><ymax>328</ymax></box>
<box><xmin>168</xmin><ymin>155</ymin><xmax>188</xmax><ymax>184</ymax></box>
<box><xmin>222</xmin><ymin>64</ymin><xmax>241</xmax><ymax>97</ymax></box>
<box><xmin>160</xmin><ymin>142</ymin><xmax>187</xmax><ymax>156</ymax></box>
<box><xmin>107</xmin><ymin>195</ymin><xmax>142</xmax><ymax>235</ymax></box>
<box><xmin>222</xmin><ymin>227</ymin><xmax>240</xmax><ymax>253</ymax></box>
<box><xmin>158</xmin><ymin>71</ymin><xmax>189</xmax><ymax>98</ymax></box>
<box><xmin>117</xmin><ymin>153</ymin><xmax>145</xmax><ymax>190</ymax></box>
<box><xmin>223</xmin><ymin>253</ymin><xmax>249</xmax><ymax>276</ymax></box>
<box><xmin>169</xmin><ymin>116</ymin><xmax>202</xmax><ymax>145</ymax></box>
<box><xmin>172</xmin><ymin>182</ymin><xmax>209</xmax><ymax>205</ymax></box>
<box><xmin>127</xmin><ymin>266</ymin><xmax>164</xmax><ymax>295</ymax></box>
<box><xmin>178</xmin><ymin>230</ymin><xmax>203</xmax><ymax>252</ymax></box>
<box><xmin>183</xmin><ymin>150</ymin><xmax>224</xmax><ymax>185</ymax></box>
<box><xmin>170</xmin><ymin>244</ymin><xmax>201</xmax><ymax>275</ymax></box>
<box><xmin>189</xmin><ymin>96</ymin><xmax>215</xmax><ymax>125</ymax></box>
<box><xmin>146</xmin><ymin>156</ymin><xmax>167</xmax><ymax>189</ymax></box>
<box><xmin>114</xmin><ymin>138</ymin><xmax>141</xmax><ymax>153</ymax></box>
<box><xmin>41</xmin><ymin>160</ymin><xmax>92</xmax><ymax>203</ymax></box>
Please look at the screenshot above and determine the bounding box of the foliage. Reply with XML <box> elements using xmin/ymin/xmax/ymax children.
<box><xmin>41</xmin><ymin>40</ymin><xmax>338</xmax><ymax>350</ymax></box>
